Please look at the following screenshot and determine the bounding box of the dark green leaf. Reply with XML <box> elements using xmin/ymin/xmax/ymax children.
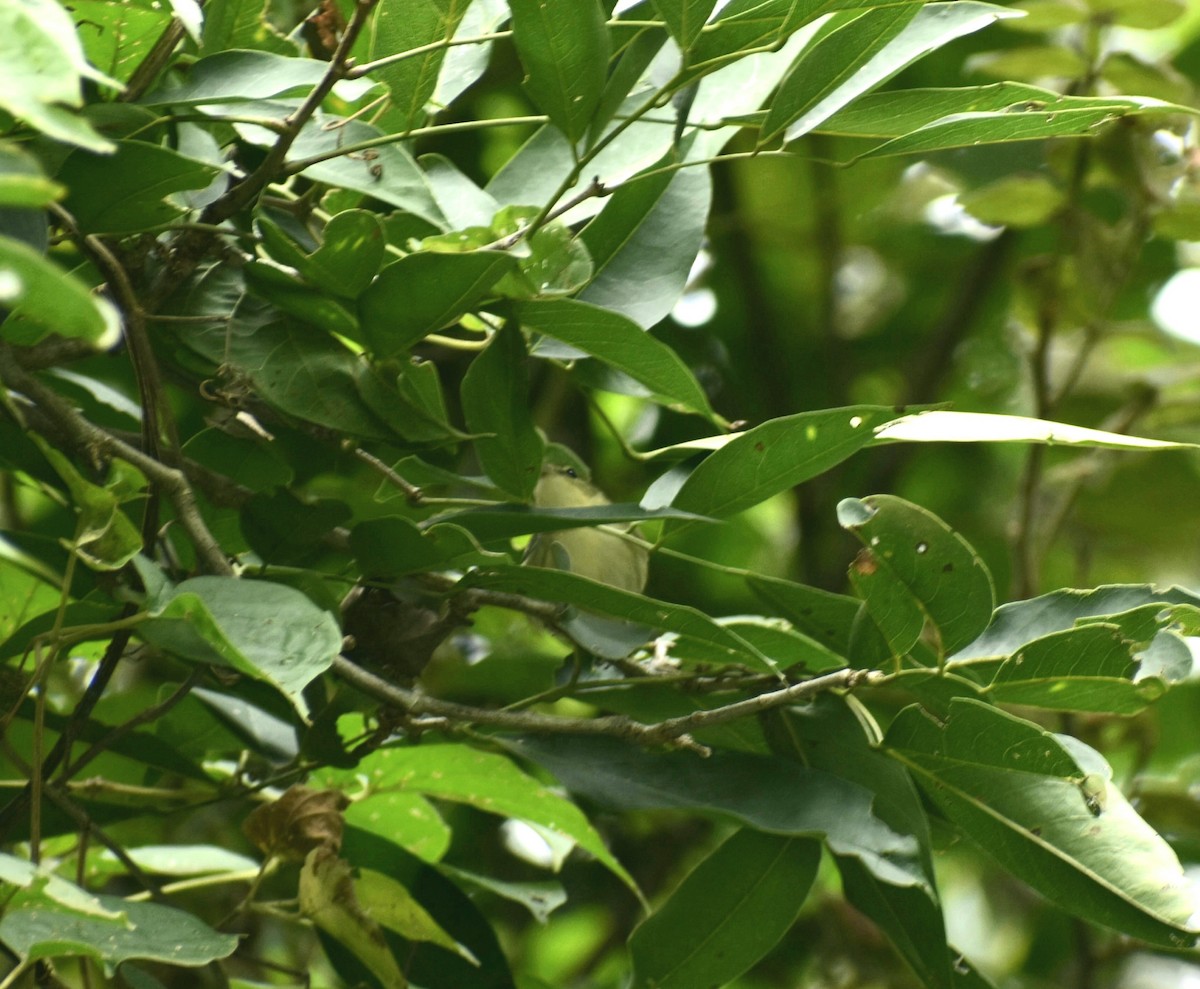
<box><xmin>517</xmin><ymin>298</ymin><xmax>719</xmax><ymax>422</ymax></box>
<box><xmin>670</xmin><ymin>407</ymin><xmax>902</xmax><ymax>521</ymax></box>
<box><xmin>59</xmin><ymin>140</ymin><xmax>219</xmax><ymax>233</ymax></box>
<box><xmin>461</xmin><ymin>323</ymin><xmax>545</xmax><ymax>500</ymax></box>
<box><xmin>139</xmin><ymin>571</ymin><xmax>341</xmax><ymax>716</ymax></box>
<box><xmin>509</xmin><ymin>0</ymin><xmax>610</xmax><ymax>144</ymax></box>
<box><xmin>426</xmin><ymin>502</ymin><xmax>710</xmax><ymax>542</ymax></box>
<box><xmin>360</xmin><ymin>251</ymin><xmax>516</xmax><ymax>357</ymax></box>
<box><xmin>838</xmin><ymin>495</ymin><xmax>995</xmax><ymax>660</ymax></box>
<box><xmin>578</xmin><ymin>154</ymin><xmax>711</xmax><ymax>329</ymax></box>
<box><xmin>759</xmin><ymin>4</ymin><xmax>922</xmax><ymax>145</ymax></box>
<box><xmin>629</xmin><ymin>830</ymin><xmax>821</xmax><ymax>989</ymax></box>
<box><xmin>512</xmin><ymin>735</ymin><xmax>925</xmax><ymax>888</ymax></box>
<box><xmin>887</xmin><ymin>698</ymin><xmax>1200</xmax><ymax>947</ymax></box>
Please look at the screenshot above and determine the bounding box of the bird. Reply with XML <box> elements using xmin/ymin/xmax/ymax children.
<box><xmin>525</xmin><ymin>464</ymin><xmax>649</xmax><ymax>594</ymax></box>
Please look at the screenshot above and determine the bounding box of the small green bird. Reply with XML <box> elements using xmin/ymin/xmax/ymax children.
<box><xmin>525</xmin><ymin>465</ymin><xmax>649</xmax><ymax>594</ymax></box>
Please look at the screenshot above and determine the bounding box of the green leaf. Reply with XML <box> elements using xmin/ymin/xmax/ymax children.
<box><xmin>0</xmin><ymin>0</ymin><xmax>118</xmax><ymax>151</ymax></box>
<box><xmin>201</xmin><ymin>0</ymin><xmax>296</xmax><ymax>53</ymax></box>
<box><xmin>426</xmin><ymin>502</ymin><xmax>710</xmax><ymax>543</ymax></box>
<box><xmin>0</xmin><ymin>145</ymin><xmax>63</xmax><ymax>208</ymax></box>
<box><xmin>951</xmin><ymin>584</ymin><xmax>1200</xmax><ymax>661</ymax></box>
<box><xmin>59</xmin><ymin>140</ymin><xmax>219</xmax><ymax>233</ymax></box>
<box><xmin>512</xmin><ymin>735</ymin><xmax>925</xmax><ymax>889</ymax></box>
<box><xmin>764</xmin><ymin>696</ymin><xmax>971</xmax><ymax>989</ymax></box>
<box><xmin>775</xmin><ymin>1</ymin><xmax>1022</xmax><ymax>144</ymax></box>
<box><xmin>517</xmin><ymin>298</ymin><xmax>720</xmax><ymax>422</ymax></box>
<box><xmin>323</xmin><ymin>743</ymin><xmax>639</xmax><ymax>894</ymax></box>
<box><xmin>760</xmin><ymin>4</ymin><xmax>923</xmax><ymax>146</ymax></box>
<box><xmin>259</xmin><ymin>210</ymin><xmax>386</xmax><ymax>300</ymax></box>
<box><xmin>72</xmin><ymin>0</ymin><xmax>171</xmax><ymax>86</ymax></box>
<box><xmin>34</xmin><ymin>440</ymin><xmax>144</xmax><ymax>571</ymax></box>
<box><xmin>650</xmin><ymin>0</ymin><xmax>718</xmax><ymax>49</ymax></box>
<box><xmin>360</xmin><ymin>251</ymin><xmax>515</xmax><ymax>357</ymax></box>
<box><xmin>873</xmin><ymin>410</ymin><xmax>1195</xmax><ymax>450</ymax></box>
<box><xmin>982</xmin><ymin>623</ymin><xmax>1160</xmax><ymax>714</ymax></box>
<box><xmin>461</xmin><ymin>323</ymin><xmax>545</xmax><ymax>501</ymax></box>
<box><xmin>143</xmin><ymin>50</ymin><xmax>335</xmax><ymax>105</ymax></box>
<box><xmin>748</xmin><ymin>573</ymin><xmax>889</xmax><ymax>666</ymax></box>
<box><xmin>886</xmin><ymin>698</ymin><xmax>1200</xmax><ymax>947</ymax></box>
<box><xmin>362</xmin><ymin>0</ymin><xmax>471</xmax><ymax>131</ymax></box>
<box><xmin>670</xmin><ymin>406</ymin><xmax>901</xmax><ymax>521</ymax></box>
<box><xmin>629</xmin><ymin>829</ymin><xmax>821</xmax><ymax>989</ymax></box>
<box><xmin>349</xmin><ymin>516</ymin><xmax>503</xmax><ymax>577</ymax></box>
<box><xmin>461</xmin><ymin>564</ymin><xmax>781</xmax><ymax>672</ymax></box>
<box><xmin>0</xmin><ymin>235</ymin><xmax>120</xmax><ymax>347</ymax></box>
<box><xmin>859</xmin><ymin>95</ymin><xmax>1186</xmax><ymax>159</ymax></box>
<box><xmin>138</xmin><ymin>572</ymin><xmax>341</xmax><ymax>717</ymax></box>
<box><xmin>838</xmin><ymin>495</ymin><xmax>995</xmax><ymax>660</ymax></box>
<box><xmin>578</xmin><ymin>153</ymin><xmax>712</xmax><ymax>329</ymax></box>
<box><xmin>1086</xmin><ymin>0</ymin><xmax>1185</xmax><ymax>27</ymax></box>
<box><xmin>0</xmin><ymin>890</ymin><xmax>238</xmax><ymax>972</ymax></box>
<box><xmin>819</xmin><ymin>82</ymin><xmax>1056</xmax><ymax>137</ymax></box>
<box><xmin>509</xmin><ymin>0</ymin><xmax>610</xmax><ymax>144</ymax></box>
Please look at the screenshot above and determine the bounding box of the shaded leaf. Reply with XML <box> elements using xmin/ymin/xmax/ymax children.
<box><xmin>886</xmin><ymin>699</ymin><xmax>1200</xmax><ymax>947</ymax></box>
<box><xmin>509</xmin><ymin>0</ymin><xmax>610</xmax><ymax>144</ymax></box>
<box><xmin>629</xmin><ymin>830</ymin><xmax>821</xmax><ymax>989</ymax></box>
<box><xmin>838</xmin><ymin>495</ymin><xmax>995</xmax><ymax>660</ymax></box>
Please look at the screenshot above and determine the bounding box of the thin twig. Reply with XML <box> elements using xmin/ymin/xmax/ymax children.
<box><xmin>333</xmin><ymin>654</ymin><xmax>882</xmax><ymax>753</ymax></box>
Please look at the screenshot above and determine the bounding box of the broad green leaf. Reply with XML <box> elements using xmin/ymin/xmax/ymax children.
<box><xmin>243</xmin><ymin>258</ymin><xmax>361</xmax><ymax>338</ymax></box>
<box><xmin>517</xmin><ymin>298</ymin><xmax>720</xmax><ymax>422</ymax></box>
<box><xmin>299</xmin><ymin>850</ymin><xmax>406</xmax><ymax>989</ymax></box>
<box><xmin>838</xmin><ymin>495</ymin><xmax>995</xmax><ymax>660</ymax></box>
<box><xmin>651</xmin><ymin>0</ymin><xmax>718</xmax><ymax>49</ymax></box>
<box><xmin>765</xmin><ymin>696</ymin><xmax>968</xmax><ymax>989</ymax></box>
<box><xmin>886</xmin><ymin>699</ymin><xmax>1200</xmax><ymax>947</ymax></box>
<box><xmin>356</xmin><ymin>866</ymin><xmax>476</xmax><ymax>961</ymax></box>
<box><xmin>777</xmin><ymin>2</ymin><xmax>1019</xmax><ymax>145</ymax></box>
<box><xmin>748</xmin><ymin>573</ymin><xmax>889</xmax><ymax>666</ymax></box>
<box><xmin>179</xmin><ymin>309</ymin><xmax>401</xmax><ymax>441</ymax></box>
<box><xmin>760</xmin><ymin>4</ymin><xmax>923</xmax><ymax>146</ymax></box>
<box><xmin>670</xmin><ymin>406</ymin><xmax>901</xmax><ymax>521</ymax></box>
<box><xmin>512</xmin><ymin>735</ymin><xmax>925</xmax><ymax>889</ymax></box>
<box><xmin>138</xmin><ymin>572</ymin><xmax>341</xmax><ymax>716</ymax></box>
<box><xmin>461</xmin><ymin>563</ymin><xmax>781</xmax><ymax>672</ymax></box>
<box><xmin>859</xmin><ymin>95</ymin><xmax>1187</xmax><ymax>159</ymax></box>
<box><xmin>223</xmin><ymin>107</ymin><xmax>444</xmax><ymax>226</ymax></box>
<box><xmin>874</xmin><ymin>411</ymin><xmax>1194</xmax><ymax>449</ymax></box>
<box><xmin>349</xmin><ymin>516</ymin><xmax>504</xmax><ymax>577</ymax></box>
<box><xmin>360</xmin><ymin>251</ymin><xmax>516</xmax><ymax>356</ymax></box>
<box><xmin>89</xmin><ymin>845</ymin><xmax>258</xmax><ymax>879</ymax></box>
<box><xmin>629</xmin><ymin>829</ymin><xmax>821</xmax><ymax>989</ymax></box>
<box><xmin>433</xmin><ymin>0</ymin><xmax>510</xmax><ymax>109</ymax></box>
<box><xmin>259</xmin><ymin>210</ymin><xmax>385</xmax><ymax>300</ymax></box>
<box><xmin>35</xmin><ymin>441</ymin><xmax>144</xmax><ymax>571</ymax></box>
<box><xmin>983</xmin><ymin>623</ymin><xmax>1161</xmax><ymax>714</ymax></box>
<box><xmin>422</xmin><ymin>153</ymin><xmax>502</xmax><ymax>229</ymax></box>
<box><xmin>427</xmin><ymin>503</ymin><xmax>710</xmax><ymax>543</ymax></box>
<box><xmin>143</xmin><ymin>50</ymin><xmax>339</xmax><ymax>105</ymax></box>
<box><xmin>819</xmin><ymin>82</ymin><xmax>1055</xmax><ymax>137</ymax></box>
<box><xmin>0</xmin><ymin>891</ymin><xmax>238</xmax><ymax>971</ymax></box>
<box><xmin>461</xmin><ymin>323</ymin><xmax>545</xmax><ymax>501</ymax></box>
<box><xmin>322</xmin><ymin>743</ymin><xmax>638</xmax><ymax>893</ymax></box>
<box><xmin>71</xmin><ymin>0</ymin><xmax>170</xmax><ymax>85</ymax></box>
<box><xmin>951</xmin><ymin>584</ymin><xmax>1200</xmax><ymax>662</ymax></box>
<box><xmin>509</xmin><ymin>0</ymin><xmax>610</xmax><ymax>144</ymax></box>
<box><xmin>0</xmin><ymin>235</ymin><xmax>120</xmax><ymax>348</ymax></box>
<box><xmin>0</xmin><ymin>854</ymin><xmax>123</xmax><ymax>919</ymax></box>
<box><xmin>578</xmin><ymin>152</ymin><xmax>712</xmax><ymax>329</ymax></box>
<box><xmin>361</xmin><ymin>0</ymin><xmax>471</xmax><ymax>132</ymax></box>
<box><xmin>59</xmin><ymin>141</ymin><xmax>219</xmax><ymax>234</ymax></box>
<box><xmin>0</xmin><ymin>0</ymin><xmax>118</xmax><ymax>151</ymax></box>
<box><xmin>201</xmin><ymin>0</ymin><xmax>296</xmax><ymax>53</ymax></box>
<box><xmin>438</xmin><ymin>866</ymin><xmax>566</xmax><ymax>924</ymax></box>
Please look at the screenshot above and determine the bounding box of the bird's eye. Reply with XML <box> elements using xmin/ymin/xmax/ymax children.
<box><xmin>563</xmin><ymin>468</ymin><xmax>578</xmax><ymax>478</ymax></box>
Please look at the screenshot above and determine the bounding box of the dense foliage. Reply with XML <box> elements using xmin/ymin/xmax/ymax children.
<box><xmin>3</xmin><ymin>0</ymin><xmax>1200</xmax><ymax>986</ymax></box>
